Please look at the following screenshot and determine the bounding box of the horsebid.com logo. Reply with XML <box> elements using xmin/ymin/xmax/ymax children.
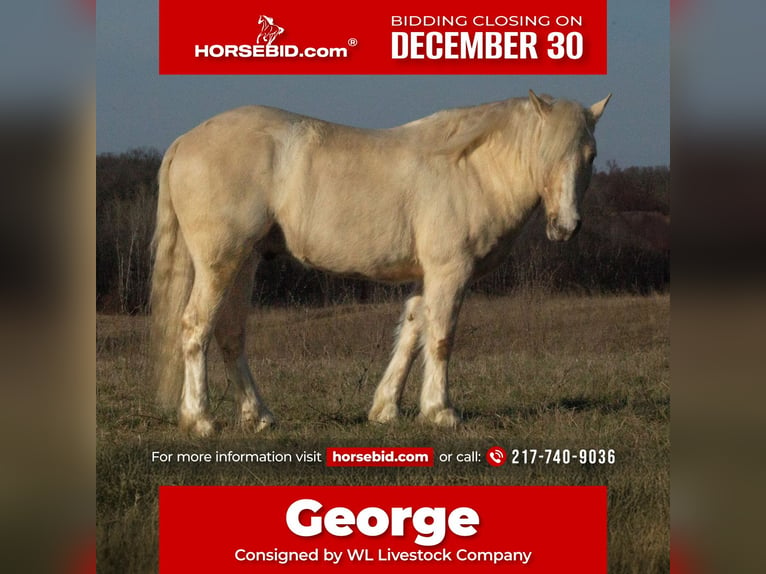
<box><xmin>256</xmin><ymin>15</ymin><xmax>283</xmax><ymax>46</ymax></box>
<box><xmin>194</xmin><ymin>13</ymin><xmax>352</xmax><ymax>59</ymax></box>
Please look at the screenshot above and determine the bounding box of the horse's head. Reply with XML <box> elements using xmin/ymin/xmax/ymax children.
<box><xmin>529</xmin><ymin>90</ymin><xmax>611</xmax><ymax>242</ymax></box>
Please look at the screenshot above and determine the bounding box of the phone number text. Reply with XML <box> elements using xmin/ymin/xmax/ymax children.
<box><xmin>511</xmin><ymin>449</ymin><xmax>616</xmax><ymax>465</ymax></box>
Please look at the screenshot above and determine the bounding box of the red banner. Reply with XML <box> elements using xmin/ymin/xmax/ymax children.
<box><xmin>159</xmin><ymin>486</ymin><xmax>606</xmax><ymax>572</ymax></box>
<box><xmin>159</xmin><ymin>0</ymin><xmax>607</xmax><ymax>75</ymax></box>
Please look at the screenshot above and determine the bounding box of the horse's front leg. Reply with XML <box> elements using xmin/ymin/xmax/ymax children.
<box><xmin>418</xmin><ymin>264</ymin><xmax>471</xmax><ymax>427</ymax></box>
<box><xmin>369</xmin><ymin>288</ymin><xmax>423</xmax><ymax>423</ymax></box>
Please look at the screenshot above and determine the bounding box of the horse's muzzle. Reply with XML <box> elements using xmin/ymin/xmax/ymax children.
<box><xmin>546</xmin><ymin>217</ymin><xmax>581</xmax><ymax>242</ymax></box>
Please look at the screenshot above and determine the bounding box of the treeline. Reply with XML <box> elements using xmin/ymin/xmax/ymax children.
<box><xmin>96</xmin><ymin>150</ymin><xmax>669</xmax><ymax>313</ymax></box>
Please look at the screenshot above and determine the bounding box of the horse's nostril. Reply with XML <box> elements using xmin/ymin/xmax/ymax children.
<box><xmin>574</xmin><ymin>219</ymin><xmax>582</xmax><ymax>233</ymax></box>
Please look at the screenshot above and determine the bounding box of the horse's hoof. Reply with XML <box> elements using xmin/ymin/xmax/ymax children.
<box><xmin>419</xmin><ymin>408</ymin><xmax>460</xmax><ymax>428</ymax></box>
<box><xmin>240</xmin><ymin>410</ymin><xmax>275</xmax><ymax>432</ymax></box>
<box><xmin>368</xmin><ymin>403</ymin><xmax>400</xmax><ymax>423</ymax></box>
<box><xmin>180</xmin><ymin>414</ymin><xmax>216</xmax><ymax>438</ymax></box>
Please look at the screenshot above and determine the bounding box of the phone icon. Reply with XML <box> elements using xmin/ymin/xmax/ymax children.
<box><xmin>486</xmin><ymin>446</ymin><xmax>507</xmax><ymax>467</ymax></box>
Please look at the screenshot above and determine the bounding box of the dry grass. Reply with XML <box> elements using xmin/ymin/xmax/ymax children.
<box><xmin>97</xmin><ymin>292</ymin><xmax>669</xmax><ymax>573</ymax></box>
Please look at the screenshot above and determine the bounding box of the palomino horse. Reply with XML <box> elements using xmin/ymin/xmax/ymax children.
<box><xmin>150</xmin><ymin>91</ymin><xmax>611</xmax><ymax>436</ymax></box>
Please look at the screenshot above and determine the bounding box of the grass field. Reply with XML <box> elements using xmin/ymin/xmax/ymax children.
<box><xmin>97</xmin><ymin>291</ymin><xmax>669</xmax><ymax>573</ymax></box>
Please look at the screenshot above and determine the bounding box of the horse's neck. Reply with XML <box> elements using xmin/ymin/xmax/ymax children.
<box><xmin>469</xmin><ymin>138</ymin><xmax>542</xmax><ymax>231</ymax></box>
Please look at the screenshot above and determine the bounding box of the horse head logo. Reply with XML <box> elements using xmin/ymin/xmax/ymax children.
<box><xmin>257</xmin><ymin>15</ymin><xmax>285</xmax><ymax>46</ymax></box>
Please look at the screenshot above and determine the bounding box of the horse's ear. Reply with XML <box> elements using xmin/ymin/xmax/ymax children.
<box><xmin>529</xmin><ymin>90</ymin><xmax>552</xmax><ymax>118</ymax></box>
<box><xmin>590</xmin><ymin>94</ymin><xmax>612</xmax><ymax>123</ymax></box>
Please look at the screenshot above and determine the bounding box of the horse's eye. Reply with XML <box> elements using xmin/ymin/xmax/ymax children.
<box><xmin>586</xmin><ymin>151</ymin><xmax>596</xmax><ymax>165</ymax></box>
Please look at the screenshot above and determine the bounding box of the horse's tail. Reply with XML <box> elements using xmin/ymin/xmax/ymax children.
<box><xmin>149</xmin><ymin>140</ymin><xmax>193</xmax><ymax>411</ymax></box>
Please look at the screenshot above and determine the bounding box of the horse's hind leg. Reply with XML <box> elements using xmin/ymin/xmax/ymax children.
<box><xmin>178</xmin><ymin>266</ymin><xmax>240</xmax><ymax>437</ymax></box>
<box><xmin>179</xmin><ymin>234</ymin><xmax>263</xmax><ymax>437</ymax></box>
<box><xmin>368</xmin><ymin>288</ymin><xmax>423</xmax><ymax>423</ymax></box>
<box><xmin>215</xmin><ymin>250</ymin><xmax>274</xmax><ymax>432</ymax></box>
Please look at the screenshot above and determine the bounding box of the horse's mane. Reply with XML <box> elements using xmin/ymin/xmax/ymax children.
<box><xmin>395</xmin><ymin>96</ymin><xmax>585</xmax><ymax>159</ymax></box>
<box><xmin>387</xmin><ymin>94</ymin><xmax>593</xmax><ymax>195</ymax></box>
<box><xmin>396</xmin><ymin>100</ymin><xmax>509</xmax><ymax>155</ymax></box>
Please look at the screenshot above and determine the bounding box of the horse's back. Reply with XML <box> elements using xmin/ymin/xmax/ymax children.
<box><xmin>175</xmin><ymin>105</ymin><xmax>305</xmax><ymax>152</ymax></box>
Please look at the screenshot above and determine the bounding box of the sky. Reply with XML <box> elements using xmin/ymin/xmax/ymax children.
<box><xmin>96</xmin><ymin>1</ymin><xmax>670</xmax><ymax>169</ymax></box>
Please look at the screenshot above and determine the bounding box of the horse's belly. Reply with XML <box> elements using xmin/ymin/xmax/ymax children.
<box><xmin>282</xmin><ymin>226</ymin><xmax>422</xmax><ymax>283</ymax></box>
<box><xmin>360</xmin><ymin>260</ymin><xmax>424</xmax><ymax>282</ymax></box>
